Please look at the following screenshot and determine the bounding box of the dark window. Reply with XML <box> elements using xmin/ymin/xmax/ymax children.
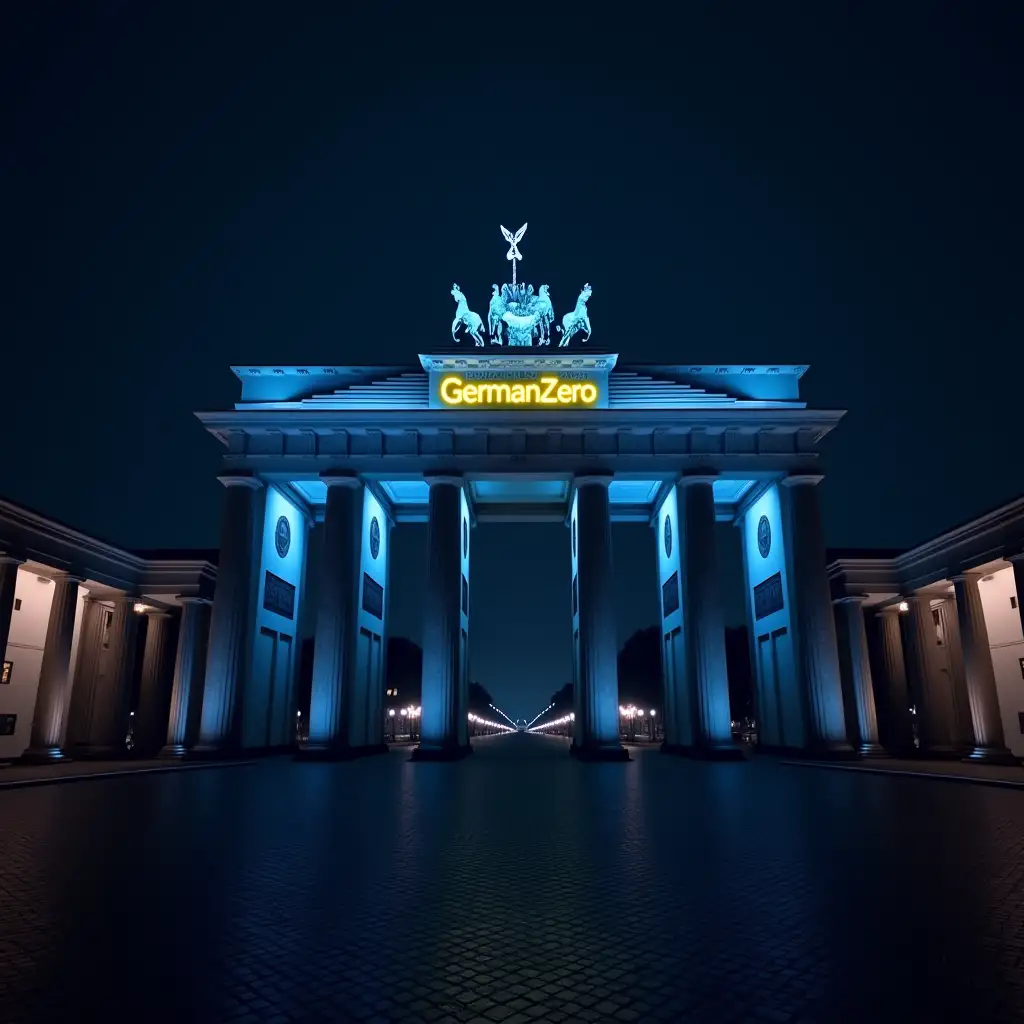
<box><xmin>572</xmin><ymin>574</ymin><xmax>579</xmax><ymax>617</ymax></box>
<box><xmin>0</xmin><ymin>714</ymin><xmax>15</xmax><ymax>736</ymax></box>
<box><xmin>101</xmin><ymin>609</ymin><xmax>113</xmax><ymax>648</ymax></box>
<box><xmin>461</xmin><ymin>574</ymin><xmax>469</xmax><ymax>615</ymax></box>
<box><xmin>13</xmin><ymin>598</ymin><xmax>20</xmax><ymax>611</ymax></box>
<box><xmin>362</xmin><ymin>574</ymin><xmax>384</xmax><ymax>619</ymax></box>
<box><xmin>662</xmin><ymin>572</ymin><xmax>680</xmax><ymax>617</ymax></box>
<box><xmin>1</xmin><ymin>661</ymin><xmax>11</xmax><ymax>684</ymax></box>
<box><xmin>1012</xmin><ymin>596</ymin><xmax>1018</xmax><ymax>610</ymax></box>
<box><xmin>1019</xmin><ymin>710</ymin><xmax>1024</xmax><ymax>735</ymax></box>
<box><xmin>753</xmin><ymin>572</ymin><xmax>785</xmax><ymax>620</ymax></box>
<box><xmin>263</xmin><ymin>571</ymin><xmax>296</xmax><ymax>619</ymax></box>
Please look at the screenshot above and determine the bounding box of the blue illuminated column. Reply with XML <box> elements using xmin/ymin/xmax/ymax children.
<box><xmin>304</xmin><ymin>473</ymin><xmax>363</xmax><ymax>755</ymax></box>
<box><xmin>872</xmin><ymin>607</ymin><xmax>916</xmax><ymax>754</ymax></box>
<box><xmin>901</xmin><ymin>593</ymin><xmax>958</xmax><ymax>756</ymax></box>
<box><xmin>951</xmin><ymin>572</ymin><xmax>1016</xmax><ymax>763</ymax></box>
<box><xmin>414</xmin><ymin>474</ymin><xmax>471</xmax><ymax>760</ymax></box>
<box><xmin>780</xmin><ymin>476</ymin><xmax>853</xmax><ymax>755</ymax></box>
<box><xmin>652</xmin><ymin>485</ymin><xmax>691</xmax><ymax>752</ymax></box>
<box><xmin>679</xmin><ymin>477</ymin><xmax>742</xmax><ymax>758</ymax></box>
<box><xmin>196</xmin><ymin>475</ymin><xmax>264</xmax><ymax>754</ymax></box>
<box><xmin>160</xmin><ymin>598</ymin><xmax>211</xmax><ymax>757</ymax></box>
<box><xmin>832</xmin><ymin>596</ymin><xmax>885</xmax><ymax>756</ymax></box>
<box><xmin>571</xmin><ymin>474</ymin><xmax>627</xmax><ymax>761</ymax></box>
<box><xmin>22</xmin><ymin>573</ymin><xmax>82</xmax><ymax>763</ymax></box>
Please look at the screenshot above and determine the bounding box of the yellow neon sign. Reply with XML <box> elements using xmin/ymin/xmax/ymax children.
<box><xmin>439</xmin><ymin>374</ymin><xmax>599</xmax><ymax>407</ymax></box>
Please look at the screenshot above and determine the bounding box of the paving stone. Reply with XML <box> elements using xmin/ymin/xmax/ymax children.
<box><xmin>0</xmin><ymin>736</ymin><xmax>1022</xmax><ymax>1022</ymax></box>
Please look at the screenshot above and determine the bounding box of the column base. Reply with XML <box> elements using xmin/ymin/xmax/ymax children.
<box><xmin>570</xmin><ymin>741</ymin><xmax>630</xmax><ymax>762</ymax></box>
<box><xmin>410</xmin><ymin>743</ymin><xmax>472</xmax><ymax>762</ymax></box>
<box><xmin>963</xmin><ymin>746</ymin><xmax>1020</xmax><ymax>766</ymax></box>
<box><xmin>69</xmin><ymin>745</ymin><xmax>128</xmax><ymax>760</ymax></box>
<box><xmin>19</xmin><ymin>746</ymin><xmax>70</xmax><ymax>765</ymax></box>
<box><xmin>857</xmin><ymin>742</ymin><xmax>890</xmax><ymax>758</ymax></box>
<box><xmin>295</xmin><ymin>743</ymin><xmax>389</xmax><ymax>762</ymax></box>
<box><xmin>691</xmin><ymin>743</ymin><xmax>748</xmax><ymax>762</ymax></box>
<box><xmin>158</xmin><ymin>744</ymin><xmax>188</xmax><ymax>759</ymax></box>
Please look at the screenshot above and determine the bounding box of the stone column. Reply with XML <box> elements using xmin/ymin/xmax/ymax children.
<box><xmin>414</xmin><ymin>474</ymin><xmax>471</xmax><ymax>761</ymax></box>
<box><xmin>1009</xmin><ymin>554</ymin><xmax>1024</xmax><ymax>639</ymax></box>
<box><xmin>781</xmin><ymin>476</ymin><xmax>853</xmax><ymax>755</ymax></box>
<box><xmin>195</xmin><ymin>475</ymin><xmax>263</xmax><ymax>754</ymax></box>
<box><xmin>571</xmin><ymin>474</ymin><xmax>627</xmax><ymax>761</ymax></box>
<box><xmin>160</xmin><ymin>598</ymin><xmax>211</xmax><ymax>757</ymax></box>
<box><xmin>951</xmin><ymin>573</ymin><xmax>1016</xmax><ymax>763</ymax></box>
<box><xmin>22</xmin><ymin>573</ymin><xmax>82</xmax><ymax>763</ymax></box>
<box><xmin>936</xmin><ymin>597</ymin><xmax>975</xmax><ymax>749</ymax></box>
<box><xmin>873</xmin><ymin>607</ymin><xmax>916</xmax><ymax>754</ymax></box>
<box><xmin>74</xmin><ymin>594</ymin><xmax>140</xmax><ymax>757</ymax></box>
<box><xmin>902</xmin><ymin>594</ymin><xmax>958</xmax><ymax>756</ymax></box>
<box><xmin>0</xmin><ymin>555</ymin><xmax>24</xmax><ymax>668</ymax></box>
<box><xmin>833</xmin><ymin>597</ymin><xmax>885</xmax><ymax>756</ymax></box>
<box><xmin>302</xmin><ymin>473</ymin><xmax>363</xmax><ymax>757</ymax></box>
<box><xmin>65</xmin><ymin>597</ymin><xmax>104</xmax><ymax>748</ymax></box>
<box><xmin>133</xmin><ymin>610</ymin><xmax>176</xmax><ymax>757</ymax></box>
<box><xmin>679</xmin><ymin>477</ymin><xmax>742</xmax><ymax>759</ymax></box>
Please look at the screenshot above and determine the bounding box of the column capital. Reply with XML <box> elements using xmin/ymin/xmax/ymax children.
<box><xmin>218</xmin><ymin>473</ymin><xmax>264</xmax><ymax>490</ymax></box>
<box><xmin>320</xmin><ymin>470</ymin><xmax>362</xmax><ymax>489</ymax></box>
<box><xmin>780</xmin><ymin>474</ymin><xmax>824</xmax><ymax>488</ymax></box>
<box><xmin>144</xmin><ymin>609</ymin><xmax>174</xmax><ymax>620</ymax></box>
<box><xmin>874</xmin><ymin>603</ymin><xmax>904</xmax><ymax>617</ymax></box>
<box><xmin>677</xmin><ymin>473</ymin><xmax>719</xmax><ymax>487</ymax></box>
<box><xmin>833</xmin><ymin>594</ymin><xmax>869</xmax><ymax>606</ymax></box>
<box><xmin>573</xmin><ymin>472</ymin><xmax>613</xmax><ymax>488</ymax></box>
<box><xmin>950</xmin><ymin>570</ymin><xmax>986</xmax><ymax>584</ymax></box>
<box><xmin>423</xmin><ymin>472</ymin><xmax>464</xmax><ymax>488</ymax></box>
<box><xmin>176</xmin><ymin>595</ymin><xmax>213</xmax><ymax>606</ymax></box>
<box><xmin>48</xmin><ymin>572</ymin><xmax>84</xmax><ymax>586</ymax></box>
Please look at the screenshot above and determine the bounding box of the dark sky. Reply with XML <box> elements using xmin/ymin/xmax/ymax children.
<box><xmin>3</xmin><ymin>4</ymin><xmax>1022</xmax><ymax>718</ymax></box>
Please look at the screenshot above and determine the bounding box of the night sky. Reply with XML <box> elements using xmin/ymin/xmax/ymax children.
<box><xmin>4</xmin><ymin>5</ymin><xmax>1022</xmax><ymax>718</ymax></box>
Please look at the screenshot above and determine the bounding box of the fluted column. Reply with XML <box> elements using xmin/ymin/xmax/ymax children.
<box><xmin>873</xmin><ymin>608</ymin><xmax>916</xmax><ymax>754</ymax></box>
<box><xmin>781</xmin><ymin>476</ymin><xmax>853</xmax><ymax>754</ymax></box>
<box><xmin>0</xmin><ymin>555</ymin><xmax>24</xmax><ymax>668</ymax></box>
<box><xmin>902</xmin><ymin>594</ymin><xmax>958</xmax><ymax>756</ymax></box>
<box><xmin>414</xmin><ymin>474</ymin><xmax>470</xmax><ymax>760</ymax></box>
<box><xmin>65</xmin><ymin>597</ymin><xmax>104</xmax><ymax>747</ymax></box>
<box><xmin>302</xmin><ymin>473</ymin><xmax>363</xmax><ymax>756</ymax></box>
<box><xmin>571</xmin><ymin>474</ymin><xmax>627</xmax><ymax>761</ymax></box>
<box><xmin>22</xmin><ymin>574</ymin><xmax>82</xmax><ymax>763</ymax></box>
<box><xmin>133</xmin><ymin>610</ymin><xmax>176</xmax><ymax>757</ymax></box>
<box><xmin>160</xmin><ymin>598</ymin><xmax>211</xmax><ymax>757</ymax></box>
<box><xmin>680</xmin><ymin>477</ymin><xmax>741</xmax><ymax>759</ymax></box>
<box><xmin>74</xmin><ymin>594</ymin><xmax>140</xmax><ymax>757</ymax></box>
<box><xmin>952</xmin><ymin>573</ymin><xmax>1016</xmax><ymax>763</ymax></box>
<box><xmin>936</xmin><ymin>598</ymin><xmax>975</xmax><ymax>749</ymax></box>
<box><xmin>196</xmin><ymin>475</ymin><xmax>263</xmax><ymax>754</ymax></box>
<box><xmin>833</xmin><ymin>597</ymin><xmax>885</xmax><ymax>756</ymax></box>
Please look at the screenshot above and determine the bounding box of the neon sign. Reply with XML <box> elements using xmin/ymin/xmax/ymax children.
<box><xmin>439</xmin><ymin>374</ymin><xmax>599</xmax><ymax>407</ymax></box>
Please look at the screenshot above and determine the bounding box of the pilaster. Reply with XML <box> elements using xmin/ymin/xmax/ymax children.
<box><xmin>160</xmin><ymin>598</ymin><xmax>211</xmax><ymax>757</ymax></box>
<box><xmin>951</xmin><ymin>573</ymin><xmax>1017</xmax><ymax>764</ymax></box>
<box><xmin>833</xmin><ymin>596</ymin><xmax>885</xmax><ymax>757</ymax></box>
<box><xmin>195</xmin><ymin>475</ymin><xmax>264</xmax><ymax>755</ymax></box>
<box><xmin>780</xmin><ymin>476</ymin><xmax>854</xmax><ymax>756</ymax></box>
<box><xmin>21</xmin><ymin>573</ymin><xmax>82</xmax><ymax>763</ymax></box>
<box><xmin>679</xmin><ymin>476</ymin><xmax>742</xmax><ymax>759</ymax></box>
<box><xmin>569</xmin><ymin>473</ymin><xmax>628</xmax><ymax>761</ymax></box>
<box><xmin>414</xmin><ymin>473</ymin><xmax>472</xmax><ymax>761</ymax></box>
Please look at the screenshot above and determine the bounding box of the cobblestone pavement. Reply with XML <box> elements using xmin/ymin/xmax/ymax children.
<box><xmin>2</xmin><ymin>734</ymin><xmax>1023</xmax><ymax>1024</ymax></box>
